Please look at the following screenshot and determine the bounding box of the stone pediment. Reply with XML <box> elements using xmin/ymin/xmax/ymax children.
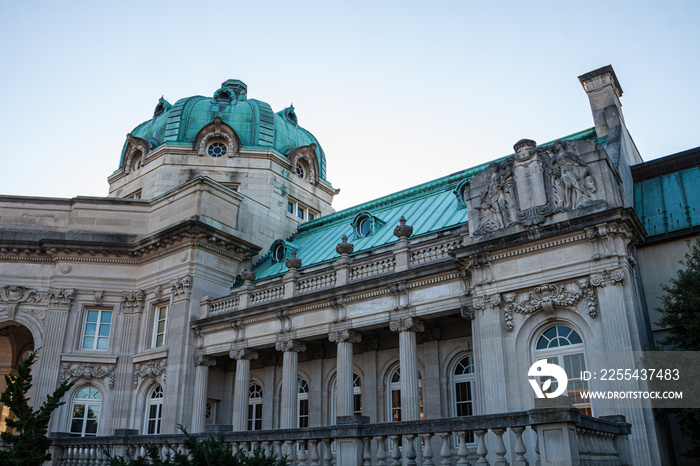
<box><xmin>462</xmin><ymin>138</ymin><xmax>619</xmax><ymax>237</ymax></box>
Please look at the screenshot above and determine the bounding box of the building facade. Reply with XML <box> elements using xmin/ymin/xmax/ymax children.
<box><xmin>1</xmin><ymin>67</ymin><xmax>698</xmax><ymax>465</ymax></box>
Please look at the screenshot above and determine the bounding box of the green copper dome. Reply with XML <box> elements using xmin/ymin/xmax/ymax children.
<box><xmin>119</xmin><ymin>79</ymin><xmax>327</xmax><ymax>180</ymax></box>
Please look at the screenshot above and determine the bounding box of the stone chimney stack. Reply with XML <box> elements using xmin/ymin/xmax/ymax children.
<box><xmin>578</xmin><ymin>65</ymin><xmax>624</xmax><ymax>138</ymax></box>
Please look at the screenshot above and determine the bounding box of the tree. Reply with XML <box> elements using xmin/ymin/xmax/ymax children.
<box><xmin>0</xmin><ymin>350</ymin><xmax>75</xmax><ymax>466</ymax></box>
<box><xmin>656</xmin><ymin>238</ymin><xmax>700</xmax><ymax>457</ymax></box>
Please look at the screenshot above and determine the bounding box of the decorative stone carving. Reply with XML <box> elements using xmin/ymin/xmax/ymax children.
<box><xmin>473</xmin><ymin>294</ymin><xmax>501</xmax><ymax>311</ymax></box>
<box><xmin>277</xmin><ymin>309</ymin><xmax>292</xmax><ymax>332</ymax></box>
<box><xmin>329</xmin><ymin>296</ymin><xmax>347</xmax><ymax>322</ymax></box>
<box><xmin>94</xmin><ymin>291</ymin><xmax>104</xmax><ymax>305</ymax></box>
<box><xmin>123</xmin><ymin>133</ymin><xmax>151</xmax><ymax>174</ymax></box>
<box><xmin>230</xmin><ymin>319</ymin><xmax>245</xmax><ymax>342</ymax></box>
<box><xmin>121</xmin><ymin>290</ymin><xmax>145</xmax><ymax>313</ymax></box>
<box><xmin>240</xmin><ymin>269</ymin><xmax>256</xmax><ymax>283</ymax></box>
<box><xmin>389</xmin><ymin>282</ymin><xmax>410</xmax><ymax>311</ymax></box>
<box><xmin>328</xmin><ymin>329</ymin><xmax>362</xmax><ymax>344</ymax></box>
<box><xmin>590</xmin><ymin>269</ymin><xmax>624</xmax><ymax>287</ymax></box>
<box><xmin>133</xmin><ymin>359</ymin><xmax>167</xmax><ymax>389</ymax></box>
<box><xmin>60</xmin><ymin>362</ymin><xmax>116</xmax><ymax>389</ymax></box>
<box><xmin>288</xmin><ymin>143</ymin><xmax>320</xmax><ymax>184</ymax></box>
<box><xmin>389</xmin><ymin>316</ymin><xmax>425</xmax><ymax>334</ymax></box>
<box><xmin>275</xmin><ymin>338</ymin><xmax>306</xmax><ymax>353</ymax></box>
<box><xmin>193</xmin><ymin>116</ymin><xmax>240</xmax><ymax>156</ymax></box>
<box><xmin>24</xmin><ymin>308</ymin><xmax>47</xmax><ymax>325</ymax></box>
<box><xmin>42</xmin><ymin>288</ymin><xmax>75</xmax><ymax>310</ymax></box>
<box><xmin>229</xmin><ymin>348</ymin><xmax>258</xmax><ymax>360</ymax></box>
<box><xmin>153</xmin><ymin>285</ymin><xmax>163</xmax><ymax>300</ymax></box>
<box><xmin>193</xmin><ymin>355</ymin><xmax>216</xmax><ymax>367</ymax></box>
<box><xmin>171</xmin><ymin>275</ymin><xmax>193</xmax><ymax>299</ymax></box>
<box><xmin>466</xmin><ymin>139</ymin><xmax>607</xmax><ymax>236</ymax></box>
<box><xmin>336</xmin><ymin>235</ymin><xmax>354</xmax><ymax>256</ymax></box>
<box><xmin>393</xmin><ymin>216</ymin><xmax>413</xmax><ymax>239</ymax></box>
<box><xmin>502</xmin><ymin>278</ymin><xmax>604</xmax><ymax>331</ymax></box>
<box><xmin>285</xmin><ymin>251</ymin><xmax>302</xmax><ymax>270</ymax></box>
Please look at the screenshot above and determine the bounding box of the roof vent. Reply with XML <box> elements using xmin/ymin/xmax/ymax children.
<box><xmin>220</xmin><ymin>79</ymin><xmax>247</xmax><ymax>101</ymax></box>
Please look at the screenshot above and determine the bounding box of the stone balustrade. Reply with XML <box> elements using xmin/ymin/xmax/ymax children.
<box><xmin>349</xmin><ymin>257</ymin><xmax>396</xmax><ymax>281</ymax></box>
<box><xmin>49</xmin><ymin>403</ymin><xmax>631</xmax><ymax>466</ymax></box>
<box><xmin>297</xmin><ymin>272</ymin><xmax>337</xmax><ymax>294</ymax></box>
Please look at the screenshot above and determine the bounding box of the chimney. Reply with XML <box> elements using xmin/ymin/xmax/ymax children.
<box><xmin>578</xmin><ymin>65</ymin><xmax>624</xmax><ymax>138</ymax></box>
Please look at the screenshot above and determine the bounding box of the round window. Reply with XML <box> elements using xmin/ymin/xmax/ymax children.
<box><xmin>273</xmin><ymin>244</ymin><xmax>285</xmax><ymax>262</ymax></box>
<box><xmin>207</xmin><ymin>142</ymin><xmax>228</xmax><ymax>158</ymax></box>
<box><xmin>295</xmin><ymin>163</ymin><xmax>305</xmax><ymax>179</ymax></box>
<box><xmin>358</xmin><ymin>217</ymin><xmax>371</xmax><ymax>236</ymax></box>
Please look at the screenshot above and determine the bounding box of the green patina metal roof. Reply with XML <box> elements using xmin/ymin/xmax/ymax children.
<box><xmin>249</xmin><ymin>128</ymin><xmax>601</xmax><ymax>283</ymax></box>
<box><xmin>634</xmin><ymin>165</ymin><xmax>700</xmax><ymax>237</ymax></box>
<box><xmin>118</xmin><ymin>80</ymin><xmax>327</xmax><ymax>180</ymax></box>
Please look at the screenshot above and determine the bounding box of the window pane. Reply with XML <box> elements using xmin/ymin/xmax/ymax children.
<box><xmin>86</xmin><ymin>310</ymin><xmax>98</xmax><ymax>323</ymax></box>
<box><xmin>97</xmin><ymin>337</ymin><xmax>108</xmax><ymax>350</ymax></box>
<box><xmin>82</xmin><ymin>336</ymin><xmax>95</xmax><ymax>349</ymax></box>
<box><xmin>155</xmin><ymin>334</ymin><xmax>164</xmax><ymax>347</ymax></box>
<box><xmin>353</xmin><ymin>394</ymin><xmax>362</xmax><ymax>414</ymax></box>
<box><xmin>98</xmin><ymin>324</ymin><xmax>110</xmax><ymax>337</ymax></box>
<box><xmin>84</xmin><ymin>323</ymin><xmax>96</xmax><ymax>337</ymax></box>
<box><xmin>101</xmin><ymin>311</ymin><xmax>112</xmax><ymax>324</ymax></box>
<box><xmin>85</xmin><ymin>419</ymin><xmax>98</xmax><ymax>435</ymax></box>
<box><xmin>70</xmin><ymin>419</ymin><xmax>84</xmax><ymax>435</ymax></box>
<box><xmin>87</xmin><ymin>405</ymin><xmax>100</xmax><ymax>419</ymax></box>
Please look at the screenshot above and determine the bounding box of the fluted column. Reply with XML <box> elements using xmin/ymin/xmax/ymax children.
<box><xmin>230</xmin><ymin>348</ymin><xmax>258</xmax><ymax>431</ymax></box>
<box><xmin>191</xmin><ymin>355</ymin><xmax>215</xmax><ymax>433</ymax></box>
<box><xmin>390</xmin><ymin>317</ymin><xmax>424</xmax><ymax>421</ymax></box>
<box><xmin>276</xmin><ymin>338</ymin><xmax>306</xmax><ymax>428</ymax></box>
<box><xmin>329</xmin><ymin>330</ymin><xmax>361</xmax><ymax>418</ymax></box>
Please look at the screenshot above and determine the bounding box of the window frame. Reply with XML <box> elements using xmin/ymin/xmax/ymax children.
<box><xmin>533</xmin><ymin>324</ymin><xmax>591</xmax><ymax>415</ymax></box>
<box><xmin>144</xmin><ymin>385</ymin><xmax>164</xmax><ymax>435</ymax></box>
<box><xmin>297</xmin><ymin>378</ymin><xmax>309</xmax><ymax>428</ymax></box>
<box><xmin>69</xmin><ymin>386</ymin><xmax>102</xmax><ymax>437</ymax></box>
<box><xmin>451</xmin><ymin>355</ymin><xmax>476</xmax><ymax>418</ymax></box>
<box><xmin>248</xmin><ymin>383</ymin><xmax>263</xmax><ymax>431</ymax></box>
<box><xmin>387</xmin><ymin>366</ymin><xmax>423</xmax><ymax>422</ymax></box>
<box><xmin>80</xmin><ymin>309</ymin><xmax>113</xmax><ymax>351</ymax></box>
<box><xmin>151</xmin><ymin>304</ymin><xmax>169</xmax><ymax>348</ymax></box>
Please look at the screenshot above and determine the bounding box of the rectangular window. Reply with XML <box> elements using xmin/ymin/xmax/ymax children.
<box><xmin>297</xmin><ymin>206</ymin><xmax>305</xmax><ymax>219</ymax></box>
<box><xmin>82</xmin><ymin>310</ymin><xmax>112</xmax><ymax>351</ymax></box>
<box><xmin>152</xmin><ymin>305</ymin><xmax>168</xmax><ymax>348</ymax></box>
<box><xmin>288</xmin><ymin>202</ymin><xmax>294</xmax><ymax>214</ymax></box>
<box><xmin>248</xmin><ymin>403</ymin><xmax>262</xmax><ymax>430</ymax></box>
<box><xmin>308</xmin><ymin>212</ymin><xmax>316</xmax><ymax>221</ymax></box>
<box><xmin>298</xmin><ymin>399</ymin><xmax>309</xmax><ymax>427</ymax></box>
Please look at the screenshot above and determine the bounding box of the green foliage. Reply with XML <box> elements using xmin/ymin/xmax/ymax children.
<box><xmin>108</xmin><ymin>425</ymin><xmax>287</xmax><ymax>466</ymax></box>
<box><xmin>656</xmin><ymin>238</ymin><xmax>700</xmax><ymax>457</ymax></box>
<box><xmin>0</xmin><ymin>350</ymin><xmax>76</xmax><ymax>466</ymax></box>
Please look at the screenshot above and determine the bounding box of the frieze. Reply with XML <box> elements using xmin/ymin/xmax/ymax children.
<box><xmin>134</xmin><ymin>359</ymin><xmax>167</xmax><ymax>389</ymax></box>
<box><xmin>61</xmin><ymin>362</ymin><xmax>116</xmax><ymax>389</ymax></box>
<box><xmin>465</xmin><ymin>139</ymin><xmax>607</xmax><ymax>236</ymax></box>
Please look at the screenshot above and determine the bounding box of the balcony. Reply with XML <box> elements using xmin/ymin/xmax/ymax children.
<box><xmin>50</xmin><ymin>400</ymin><xmax>631</xmax><ymax>466</ymax></box>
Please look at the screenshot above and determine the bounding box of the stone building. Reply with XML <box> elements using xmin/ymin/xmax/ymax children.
<box><xmin>0</xmin><ymin>66</ymin><xmax>698</xmax><ymax>465</ymax></box>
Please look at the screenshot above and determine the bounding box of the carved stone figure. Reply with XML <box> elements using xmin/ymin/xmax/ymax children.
<box><xmin>475</xmin><ymin>162</ymin><xmax>515</xmax><ymax>232</ymax></box>
<box><xmin>549</xmin><ymin>140</ymin><xmax>590</xmax><ymax>209</ymax></box>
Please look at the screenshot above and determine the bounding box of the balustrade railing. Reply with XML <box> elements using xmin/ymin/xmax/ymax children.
<box><xmin>350</xmin><ymin>257</ymin><xmax>396</xmax><ymax>281</ymax></box>
<box><xmin>250</xmin><ymin>285</ymin><xmax>284</xmax><ymax>304</ymax></box>
<box><xmin>50</xmin><ymin>404</ymin><xmax>631</xmax><ymax>466</ymax></box>
<box><xmin>297</xmin><ymin>272</ymin><xmax>337</xmax><ymax>294</ymax></box>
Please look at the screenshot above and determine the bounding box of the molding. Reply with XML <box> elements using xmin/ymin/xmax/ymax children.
<box><xmin>60</xmin><ymin>362</ymin><xmax>116</xmax><ymax>389</ymax></box>
<box><xmin>133</xmin><ymin>359</ymin><xmax>167</xmax><ymax>389</ymax></box>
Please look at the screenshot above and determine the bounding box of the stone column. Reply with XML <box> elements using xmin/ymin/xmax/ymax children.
<box><xmin>389</xmin><ymin>317</ymin><xmax>424</xmax><ymax>421</ymax></box>
<box><xmin>230</xmin><ymin>348</ymin><xmax>258</xmax><ymax>431</ymax></box>
<box><xmin>191</xmin><ymin>355</ymin><xmax>215</xmax><ymax>433</ymax></box>
<box><xmin>329</xmin><ymin>329</ymin><xmax>361</xmax><ymax>419</ymax></box>
<box><xmin>276</xmin><ymin>338</ymin><xmax>306</xmax><ymax>428</ymax></box>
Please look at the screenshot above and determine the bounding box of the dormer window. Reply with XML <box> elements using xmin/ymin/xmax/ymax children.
<box><xmin>272</xmin><ymin>242</ymin><xmax>286</xmax><ymax>263</ymax></box>
<box><xmin>352</xmin><ymin>212</ymin><xmax>384</xmax><ymax>238</ymax></box>
<box><xmin>207</xmin><ymin>142</ymin><xmax>228</xmax><ymax>158</ymax></box>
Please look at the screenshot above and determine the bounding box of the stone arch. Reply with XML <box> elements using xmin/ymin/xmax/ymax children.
<box><xmin>288</xmin><ymin>143</ymin><xmax>320</xmax><ymax>184</ymax></box>
<box><xmin>193</xmin><ymin>117</ymin><xmax>241</xmax><ymax>157</ymax></box>
<box><xmin>0</xmin><ymin>323</ymin><xmax>35</xmax><ymax>432</ymax></box>
<box><xmin>123</xmin><ymin>133</ymin><xmax>151</xmax><ymax>174</ymax></box>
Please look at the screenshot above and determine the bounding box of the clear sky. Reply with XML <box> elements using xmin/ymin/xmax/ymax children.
<box><xmin>1</xmin><ymin>1</ymin><xmax>698</xmax><ymax>211</ymax></box>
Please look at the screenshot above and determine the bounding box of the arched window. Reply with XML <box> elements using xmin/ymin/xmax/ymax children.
<box><xmin>298</xmin><ymin>378</ymin><xmax>309</xmax><ymax>428</ymax></box>
<box><xmin>248</xmin><ymin>383</ymin><xmax>263</xmax><ymax>431</ymax></box>
<box><xmin>387</xmin><ymin>367</ymin><xmax>423</xmax><ymax>422</ymax></box>
<box><xmin>535</xmin><ymin>325</ymin><xmax>591</xmax><ymax>415</ymax></box>
<box><xmin>70</xmin><ymin>387</ymin><xmax>101</xmax><ymax>437</ymax></box>
<box><xmin>452</xmin><ymin>355</ymin><xmax>475</xmax><ymax>417</ymax></box>
<box><xmin>145</xmin><ymin>385</ymin><xmax>164</xmax><ymax>434</ymax></box>
<box><xmin>330</xmin><ymin>373</ymin><xmax>363</xmax><ymax>423</ymax></box>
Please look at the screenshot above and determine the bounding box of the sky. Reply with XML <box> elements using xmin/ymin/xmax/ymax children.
<box><xmin>1</xmin><ymin>1</ymin><xmax>698</xmax><ymax>211</ymax></box>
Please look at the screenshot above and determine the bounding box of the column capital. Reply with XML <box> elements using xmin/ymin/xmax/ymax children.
<box><xmin>328</xmin><ymin>329</ymin><xmax>362</xmax><ymax>344</ymax></box>
<box><xmin>389</xmin><ymin>316</ymin><xmax>424</xmax><ymax>334</ymax></box>
<box><xmin>193</xmin><ymin>354</ymin><xmax>216</xmax><ymax>367</ymax></box>
<box><xmin>229</xmin><ymin>348</ymin><xmax>259</xmax><ymax>360</ymax></box>
<box><xmin>275</xmin><ymin>338</ymin><xmax>306</xmax><ymax>353</ymax></box>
